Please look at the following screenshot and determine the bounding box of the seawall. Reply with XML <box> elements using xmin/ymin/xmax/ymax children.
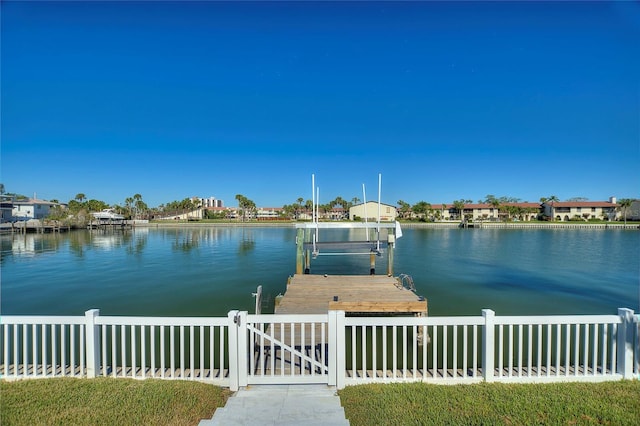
<box><xmin>140</xmin><ymin>221</ymin><xmax>640</xmax><ymax>230</ymax></box>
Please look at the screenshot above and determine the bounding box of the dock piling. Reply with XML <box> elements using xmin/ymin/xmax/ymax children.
<box><xmin>369</xmin><ymin>251</ymin><xmax>376</xmax><ymax>275</ymax></box>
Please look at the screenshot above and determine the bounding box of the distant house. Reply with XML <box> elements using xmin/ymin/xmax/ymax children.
<box><xmin>256</xmin><ymin>207</ymin><xmax>285</xmax><ymax>220</ymax></box>
<box><xmin>429</xmin><ymin>203</ymin><xmax>541</xmax><ymax>221</ymax></box>
<box><xmin>627</xmin><ymin>200</ymin><xmax>640</xmax><ymax>221</ymax></box>
<box><xmin>323</xmin><ymin>207</ymin><xmax>346</xmax><ymax>221</ymax></box>
<box><xmin>1</xmin><ymin>194</ymin><xmax>14</xmax><ymax>223</ymax></box>
<box><xmin>542</xmin><ymin>198</ymin><xmax>618</xmax><ymax>221</ymax></box>
<box><xmin>349</xmin><ymin>202</ymin><xmax>397</xmax><ymax>222</ymax></box>
<box><xmin>12</xmin><ymin>198</ymin><xmax>65</xmax><ymax>221</ymax></box>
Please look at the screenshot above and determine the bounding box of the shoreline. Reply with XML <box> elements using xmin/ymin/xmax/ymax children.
<box><xmin>142</xmin><ymin>221</ymin><xmax>640</xmax><ymax>230</ymax></box>
<box><xmin>2</xmin><ymin>220</ymin><xmax>637</xmax><ymax>235</ymax></box>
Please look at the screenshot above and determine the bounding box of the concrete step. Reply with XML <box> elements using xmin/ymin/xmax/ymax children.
<box><xmin>199</xmin><ymin>385</ymin><xmax>349</xmax><ymax>426</ymax></box>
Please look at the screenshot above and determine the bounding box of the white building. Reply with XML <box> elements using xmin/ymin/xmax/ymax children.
<box><xmin>349</xmin><ymin>201</ymin><xmax>397</xmax><ymax>222</ymax></box>
<box><xmin>12</xmin><ymin>198</ymin><xmax>64</xmax><ymax>221</ymax></box>
<box><xmin>197</xmin><ymin>196</ymin><xmax>224</xmax><ymax>208</ymax></box>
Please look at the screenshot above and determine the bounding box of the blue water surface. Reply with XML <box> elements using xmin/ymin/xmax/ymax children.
<box><xmin>1</xmin><ymin>226</ymin><xmax>638</xmax><ymax>317</ymax></box>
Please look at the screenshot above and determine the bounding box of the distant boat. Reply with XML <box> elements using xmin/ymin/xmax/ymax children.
<box><xmin>92</xmin><ymin>209</ymin><xmax>125</xmax><ymax>220</ymax></box>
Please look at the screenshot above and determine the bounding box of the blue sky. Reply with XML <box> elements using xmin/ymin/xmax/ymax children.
<box><xmin>2</xmin><ymin>1</ymin><xmax>639</xmax><ymax>208</ymax></box>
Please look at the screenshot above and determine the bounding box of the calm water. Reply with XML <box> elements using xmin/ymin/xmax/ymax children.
<box><xmin>1</xmin><ymin>226</ymin><xmax>638</xmax><ymax>317</ymax></box>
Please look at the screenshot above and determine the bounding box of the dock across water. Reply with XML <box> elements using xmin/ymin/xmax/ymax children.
<box><xmin>275</xmin><ymin>274</ymin><xmax>427</xmax><ymax>315</ymax></box>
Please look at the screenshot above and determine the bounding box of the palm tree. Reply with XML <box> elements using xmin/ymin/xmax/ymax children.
<box><xmin>236</xmin><ymin>194</ymin><xmax>246</xmax><ymax>222</ymax></box>
<box><xmin>490</xmin><ymin>199</ymin><xmax>501</xmax><ymax>221</ymax></box>
<box><xmin>75</xmin><ymin>193</ymin><xmax>86</xmax><ymax>204</ymax></box>
<box><xmin>544</xmin><ymin>195</ymin><xmax>559</xmax><ymax>221</ymax></box>
<box><xmin>333</xmin><ymin>196</ymin><xmax>347</xmax><ymax>220</ymax></box>
<box><xmin>132</xmin><ymin>194</ymin><xmax>143</xmax><ymax>219</ymax></box>
<box><xmin>397</xmin><ymin>200</ymin><xmax>411</xmax><ymax>220</ymax></box>
<box><xmin>512</xmin><ymin>205</ymin><xmax>524</xmax><ymax>221</ymax></box>
<box><xmin>412</xmin><ymin>201</ymin><xmax>431</xmax><ymax>221</ymax></box>
<box><xmin>617</xmin><ymin>198</ymin><xmax>633</xmax><ymax>225</ymax></box>
<box><xmin>453</xmin><ymin>200</ymin><xmax>465</xmax><ymax>222</ymax></box>
<box><xmin>125</xmin><ymin>197</ymin><xmax>134</xmax><ymax>218</ymax></box>
<box><xmin>235</xmin><ymin>194</ymin><xmax>256</xmax><ymax>222</ymax></box>
<box><xmin>136</xmin><ymin>200</ymin><xmax>148</xmax><ymax>219</ymax></box>
<box><xmin>296</xmin><ymin>197</ymin><xmax>305</xmax><ymax>220</ymax></box>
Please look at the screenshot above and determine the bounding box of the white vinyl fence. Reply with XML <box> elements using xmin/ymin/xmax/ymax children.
<box><xmin>1</xmin><ymin>310</ymin><xmax>232</xmax><ymax>387</ymax></box>
<box><xmin>338</xmin><ymin>309</ymin><xmax>639</xmax><ymax>387</ymax></box>
<box><xmin>2</xmin><ymin>308</ymin><xmax>638</xmax><ymax>390</ymax></box>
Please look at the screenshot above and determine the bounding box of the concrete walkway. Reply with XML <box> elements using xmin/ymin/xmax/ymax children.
<box><xmin>199</xmin><ymin>384</ymin><xmax>349</xmax><ymax>426</ymax></box>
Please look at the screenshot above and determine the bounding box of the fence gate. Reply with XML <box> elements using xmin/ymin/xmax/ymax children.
<box><xmin>235</xmin><ymin>313</ymin><xmax>334</xmax><ymax>386</ymax></box>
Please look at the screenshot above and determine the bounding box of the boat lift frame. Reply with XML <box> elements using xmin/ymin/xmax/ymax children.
<box><xmin>296</xmin><ymin>173</ymin><xmax>401</xmax><ymax>275</ymax></box>
<box><xmin>295</xmin><ymin>221</ymin><xmax>401</xmax><ymax>276</ymax></box>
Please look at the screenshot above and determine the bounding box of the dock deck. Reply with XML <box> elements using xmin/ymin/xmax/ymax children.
<box><xmin>275</xmin><ymin>274</ymin><xmax>427</xmax><ymax>315</ymax></box>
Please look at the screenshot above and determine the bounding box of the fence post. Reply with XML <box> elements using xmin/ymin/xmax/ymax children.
<box><xmin>227</xmin><ymin>310</ymin><xmax>240</xmax><ymax>391</ymax></box>
<box><xmin>482</xmin><ymin>309</ymin><xmax>495</xmax><ymax>382</ymax></box>
<box><xmin>636</xmin><ymin>315</ymin><xmax>640</xmax><ymax>378</ymax></box>
<box><xmin>328</xmin><ymin>310</ymin><xmax>337</xmax><ymax>386</ymax></box>
<box><xmin>237</xmin><ymin>311</ymin><xmax>248</xmax><ymax>388</ymax></box>
<box><xmin>332</xmin><ymin>310</ymin><xmax>346</xmax><ymax>389</ymax></box>
<box><xmin>617</xmin><ymin>308</ymin><xmax>635</xmax><ymax>379</ymax></box>
<box><xmin>84</xmin><ymin>309</ymin><xmax>101</xmax><ymax>378</ymax></box>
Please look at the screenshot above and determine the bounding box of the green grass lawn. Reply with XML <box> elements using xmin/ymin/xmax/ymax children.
<box><xmin>2</xmin><ymin>379</ymin><xmax>639</xmax><ymax>425</ymax></box>
<box><xmin>0</xmin><ymin>378</ymin><xmax>231</xmax><ymax>426</ymax></box>
<box><xmin>339</xmin><ymin>381</ymin><xmax>640</xmax><ymax>425</ymax></box>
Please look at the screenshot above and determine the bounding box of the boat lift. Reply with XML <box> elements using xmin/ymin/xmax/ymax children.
<box><xmin>295</xmin><ymin>174</ymin><xmax>402</xmax><ymax>275</ymax></box>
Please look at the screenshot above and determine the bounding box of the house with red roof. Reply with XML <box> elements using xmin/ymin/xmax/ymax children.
<box><xmin>541</xmin><ymin>198</ymin><xmax>618</xmax><ymax>221</ymax></box>
<box><xmin>429</xmin><ymin>202</ymin><xmax>541</xmax><ymax>221</ymax></box>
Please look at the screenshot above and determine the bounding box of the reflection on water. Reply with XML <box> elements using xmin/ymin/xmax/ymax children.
<box><xmin>1</xmin><ymin>226</ymin><xmax>638</xmax><ymax>317</ymax></box>
<box><xmin>171</xmin><ymin>229</ymin><xmax>201</xmax><ymax>253</ymax></box>
<box><xmin>238</xmin><ymin>229</ymin><xmax>256</xmax><ymax>255</ymax></box>
<box><xmin>396</xmin><ymin>228</ymin><xmax>639</xmax><ymax>315</ymax></box>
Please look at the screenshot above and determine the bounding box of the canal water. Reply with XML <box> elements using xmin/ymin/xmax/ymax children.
<box><xmin>1</xmin><ymin>226</ymin><xmax>638</xmax><ymax>317</ymax></box>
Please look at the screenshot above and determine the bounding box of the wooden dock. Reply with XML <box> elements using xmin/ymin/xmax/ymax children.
<box><xmin>275</xmin><ymin>274</ymin><xmax>427</xmax><ymax>315</ymax></box>
<box><xmin>0</xmin><ymin>221</ymin><xmax>70</xmax><ymax>234</ymax></box>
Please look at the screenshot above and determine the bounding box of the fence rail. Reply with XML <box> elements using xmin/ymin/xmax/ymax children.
<box><xmin>2</xmin><ymin>309</ymin><xmax>638</xmax><ymax>390</ymax></box>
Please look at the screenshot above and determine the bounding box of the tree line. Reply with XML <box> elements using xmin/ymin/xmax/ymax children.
<box><xmin>281</xmin><ymin>196</ymin><xmax>357</xmax><ymax>220</ymax></box>
<box><xmin>1</xmin><ymin>183</ymin><xmax>635</xmax><ymax>223</ymax></box>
